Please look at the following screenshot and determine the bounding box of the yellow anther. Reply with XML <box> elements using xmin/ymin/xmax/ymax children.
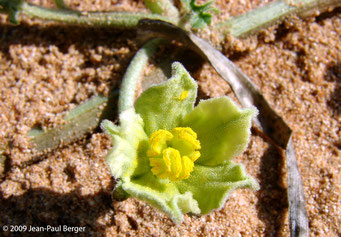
<box><xmin>147</xmin><ymin>127</ymin><xmax>201</xmax><ymax>181</ymax></box>
<box><xmin>178</xmin><ymin>90</ymin><xmax>189</xmax><ymax>101</ymax></box>
<box><xmin>149</xmin><ymin>148</ymin><xmax>182</xmax><ymax>180</ymax></box>
<box><xmin>163</xmin><ymin>148</ymin><xmax>182</xmax><ymax>181</ymax></box>
<box><xmin>171</xmin><ymin>127</ymin><xmax>201</xmax><ymax>150</ymax></box>
<box><xmin>178</xmin><ymin>156</ymin><xmax>194</xmax><ymax>180</ymax></box>
<box><xmin>189</xmin><ymin>151</ymin><xmax>200</xmax><ymax>162</ymax></box>
<box><xmin>147</xmin><ymin>129</ymin><xmax>173</xmax><ymax>157</ymax></box>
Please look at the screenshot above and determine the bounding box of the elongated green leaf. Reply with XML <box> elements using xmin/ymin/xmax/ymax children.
<box><xmin>29</xmin><ymin>94</ymin><xmax>116</xmax><ymax>152</ymax></box>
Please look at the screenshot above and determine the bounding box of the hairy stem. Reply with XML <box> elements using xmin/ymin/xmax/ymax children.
<box><xmin>4</xmin><ymin>0</ymin><xmax>174</xmax><ymax>26</ymax></box>
<box><xmin>118</xmin><ymin>38</ymin><xmax>163</xmax><ymax>113</ymax></box>
<box><xmin>215</xmin><ymin>0</ymin><xmax>341</xmax><ymax>37</ymax></box>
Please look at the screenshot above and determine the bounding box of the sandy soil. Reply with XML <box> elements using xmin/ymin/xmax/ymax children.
<box><xmin>0</xmin><ymin>0</ymin><xmax>340</xmax><ymax>236</ymax></box>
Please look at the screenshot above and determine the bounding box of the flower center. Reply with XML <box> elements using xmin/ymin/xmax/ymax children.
<box><xmin>147</xmin><ymin>127</ymin><xmax>201</xmax><ymax>181</ymax></box>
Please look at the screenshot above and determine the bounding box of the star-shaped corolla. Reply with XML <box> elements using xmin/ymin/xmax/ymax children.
<box><xmin>101</xmin><ymin>62</ymin><xmax>259</xmax><ymax>223</ymax></box>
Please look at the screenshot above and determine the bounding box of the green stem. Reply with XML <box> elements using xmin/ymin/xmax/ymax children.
<box><xmin>118</xmin><ymin>38</ymin><xmax>163</xmax><ymax>113</ymax></box>
<box><xmin>144</xmin><ymin>0</ymin><xmax>180</xmax><ymax>21</ymax></box>
<box><xmin>4</xmin><ymin>0</ymin><xmax>174</xmax><ymax>27</ymax></box>
<box><xmin>215</xmin><ymin>0</ymin><xmax>341</xmax><ymax>37</ymax></box>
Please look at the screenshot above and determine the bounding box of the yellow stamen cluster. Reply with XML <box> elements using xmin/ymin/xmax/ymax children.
<box><xmin>147</xmin><ymin>127</ymin><xmax>201</xmax><ymax>181</ymax></box>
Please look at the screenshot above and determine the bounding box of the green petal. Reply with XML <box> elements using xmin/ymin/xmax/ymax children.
<box><xmin>176</xmin><ymin>162</ymin><xmax>259</xmax><ymax>214</ymax></box>
<box><xmin>101</xmin><ymin>108</ymin><xmax>149</xmax><ymax>179</ymax></box>
<box><xmin>135</xmin><ymin>62</ymin><xmax>197</xmax><ymax>136</ymax></box>
<box><xmin>123</xmin><ymin>172</ymin><xmax>200</xmax><ymax>223</ymax></box>
<box><xmin>182</xmin><ymin>97</ymin><xmax>257</xmax><ymax>166</ymax></box>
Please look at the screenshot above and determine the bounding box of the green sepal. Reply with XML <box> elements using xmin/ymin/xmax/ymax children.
<box><xmin>123</xmin><ymin>172</ymin><xmax>200</xmax><ymax>223</ymax></box>
<box><xmin>176</xmin><ymin>161</ymin><xmax>259</xmax><ymax>214</ymax></box>
<box><xmin>112</xmin><ymin>180</ymin><xmax>130</xmax><ymax>201</ymax></box>
<box><xmin>135</xmin><ymin>62</ymin><xmax>197</xmax><ymax>136</ymax></box>
<box><xmin>101</xmin><ymin>109</ymin><xmax>148</xmax><ymax>180</ymax></box>
<box><xmin>182</xmin><ymin>97</ymin><xmax>257</xmax><ymax>166</ymax></box>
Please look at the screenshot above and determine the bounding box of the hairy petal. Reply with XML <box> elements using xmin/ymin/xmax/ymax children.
<box><xmin>176</xmin><ymin>161</ymin><xmax>259</xmax><ymax>214</ymax></box>
<box><xmin>123</xmin><ymin>172</ymin><xmax>200</xmax><ymax>223</ymax></box>
<box><xmin>182</xmin><ymin>97</ymin><xmax>257</xmax><ymax>166</ymax></box>
<box><xmin>135</xmin><ymin>62</ymin><xmax>197</xmax><ymax>136</ymax></box>
<box><xmin>101</xmin><ymin>108</ymin><xmax>148</xmax><ymax>180</ymax></box>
